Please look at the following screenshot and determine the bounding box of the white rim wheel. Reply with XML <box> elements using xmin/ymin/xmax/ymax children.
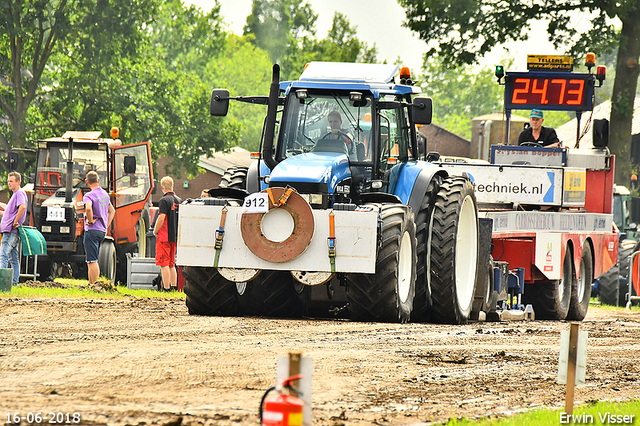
<box><xmin>398</xmin><ymin>231</ymin><xmax>413</xmax><ymax>303</ymax></box>
<box><xmin>455</xmin><ymin>194</ymin><xmax>478</xmax><ymax>313</ymax></box>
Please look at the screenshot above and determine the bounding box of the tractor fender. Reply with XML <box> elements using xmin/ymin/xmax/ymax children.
<box><xmin>247</xmin><ymin>159</ymin><xmax>272</xmax><ymax>194</ymax></box>
<box><xmin>391</xmin><ymin>161</ymin><xmax>448</xmax><ymax>216</ymax></box>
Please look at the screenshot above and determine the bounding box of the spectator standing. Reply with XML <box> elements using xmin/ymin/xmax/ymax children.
<box><xmin>0</xmin><ymin>172</ymin><xmax>28</xmax><ymax>285</ymax></box>
<box><xmin>153</xmin><ymin>177</ymin><xmax>182</xmax><ymax>291</ymax></box>
<box><xmin>84</xmin><ymin>171</ymin><xmax>115</xmax><ymax>285</ymax></box>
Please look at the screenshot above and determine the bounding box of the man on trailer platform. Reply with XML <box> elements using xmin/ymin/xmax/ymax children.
<box><xmin>518</xmin><ymin>109</ymin><xmax>561</xmax><ymax>148</ymax></box>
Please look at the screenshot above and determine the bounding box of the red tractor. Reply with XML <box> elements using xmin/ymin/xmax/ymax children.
<box><xmin>27</xmin><ymin>129</ymin><xmax>154</xmax><ymax>282</ymax></box>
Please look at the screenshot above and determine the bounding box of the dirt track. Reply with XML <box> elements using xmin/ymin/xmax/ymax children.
<box><xmin>0</xmin><ymin>294</ymin><xmax>639</xmax><ymax>426</ymax></box>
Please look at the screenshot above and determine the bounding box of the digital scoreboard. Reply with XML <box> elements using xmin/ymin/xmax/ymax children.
<box><xmin>504</xmin><ymin>72</ymin><xmax>595</xmax><ymax>111</ymax></box>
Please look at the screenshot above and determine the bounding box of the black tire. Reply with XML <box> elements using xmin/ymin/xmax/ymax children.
<box><xmin>183</xmin><ymin>266</ymin><xmax>241</xmax><ymax>316</ymax></box>
<box><xmin>240</xmin><ymin>270</ymin><xmax>305</xmax><ymax>318</ymax></box>
<box><xmin>98</xmin><ymin>240</ymin><xmax>117</xmax><ymax>282</ymax></box>
<box><xmin>525</xmin><ymin>245</ymin><xmax>573</xmax><ymax>320</ymax></box>
<box><xmin>598</xmin><ymin>265</ymin><xmax>620</xmax><ymax>306</ymax></box>
<box><xmin>429</xmin><ymin>176</ymin><xmax>479</xmax><ymax>325</ymax></box>
<box><xmin>598</xmin><ymin>240</ymin><xmax>638</xmax><ymax>306</ymax></box>
<box><xmin>219</xmin><ymin>166</ymin><xmax>248</xmax><ymax>190</ymax></box>
<box><xmin>346</xmin><ymin>204</ymin><xmax>417</xmax><ymax>323</ymax></box>
<box><xmin>412</xmin><ymin>180</ymin><xmax>439</xmax><ymax>322</ymax></box>
<box><xmin>567</xmin><ymin>242</ymin><xmax>593</xmax><ymax>320</ymax></box>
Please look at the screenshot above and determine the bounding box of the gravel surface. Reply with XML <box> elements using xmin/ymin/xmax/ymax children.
<box><xmin>1</xmin><ymin>293</ymin><xmax>638</xmax><ymax>426</ymax></box>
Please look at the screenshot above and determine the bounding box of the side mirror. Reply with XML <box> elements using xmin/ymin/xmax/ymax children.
<box><xmin>124</xmin><ymin>156</ymin><xmax>136</xmax><ymax>174</ymax></box>
<box><xmin>210</xmin><ymin>89</ymin><xmax>230</xmax><ymax>116</ymax></box>
<box><xmin>7</xmin><ymin>151</ymin><xmax>18</xmax><ymax>171</ymax></box>
<box><xmin>412</xmin><ymin>97</ymin><xmax>432</xmax><ymax>125</ymax></box>
<box><xmin>151</xmin><ymin>179</ymin><xmax>158</xmax><ymax>195</ymax></box>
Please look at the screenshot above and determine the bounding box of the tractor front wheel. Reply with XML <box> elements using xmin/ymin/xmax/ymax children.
<box><xmin>346</xmin><ymin>204</ymin><xmax>417</xmax><ymax>323</ymax></box>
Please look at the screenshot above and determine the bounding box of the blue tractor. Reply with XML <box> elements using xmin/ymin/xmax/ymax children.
<box><xmin>177</xmin><ymin>63</ymin><xmax>485</xmax><ymax>324</ymax></box>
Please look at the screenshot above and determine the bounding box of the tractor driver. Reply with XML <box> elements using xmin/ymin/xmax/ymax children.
<box><xmin>322</xmin><ymin>111</ymin><xmax>356</xmax><ymax>157</ymax></box>
<box><xmin>518</xmin><ymin>109</ymin><xmax>561</xmax><ymax>148</ymax></box>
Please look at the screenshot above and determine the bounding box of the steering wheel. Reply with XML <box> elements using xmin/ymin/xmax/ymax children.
<box><xmin>520</xmin><ymin>141</ymin><xmax>542</xmax><ymax>147</ymax></box>
<box><xmin>321</xmin><ymin>131</ymin><xmax>353</xmax><ymax>145</ymax></box>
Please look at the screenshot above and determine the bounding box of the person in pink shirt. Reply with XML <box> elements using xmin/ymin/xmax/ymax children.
<box><xmin>0</xmin><ymin>172</ymin><xmax>28</xmax><ymax>284</ymax></box>
<box><xmin>83</xmin><ymin>171</ymin><xmax>115</xmax><ymax>284</ymax></box>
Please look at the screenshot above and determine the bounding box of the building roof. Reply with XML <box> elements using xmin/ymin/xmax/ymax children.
<box><xmin>472</xmin><ymin>112</ymin><xmax>529</xmax><ymax>123</ymax></box>
<box><xmin>556</xmin><ymin>96</ymin><xmax>640</xmax><ymax>148</ymax></box>
<box><xmin>198</xmin><ymin>146</ymin><xmax>253</xmax><ymax>175</ymax></box>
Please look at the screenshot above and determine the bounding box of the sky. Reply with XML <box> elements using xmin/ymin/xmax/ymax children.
<box><xmin>185</xmin><ymin>0</ymin><xmax>601</xmax><ymax>75</ymax></box>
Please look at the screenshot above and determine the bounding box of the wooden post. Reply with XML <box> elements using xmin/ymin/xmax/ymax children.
<box><xmin>288</xmin><ymin>351</ymin><xmax>302</xmax><ymax>398</ymax></box>
<box><xmin>565</xmin><ymin>323</ymin><xmax>579</xmax><ymax>415</ymax></box>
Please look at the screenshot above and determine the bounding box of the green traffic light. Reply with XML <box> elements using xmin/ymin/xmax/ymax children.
<box><xmin>495</xmin><ymin>65</ymin><xmax>505</xmax><ymax>79</ymax></box>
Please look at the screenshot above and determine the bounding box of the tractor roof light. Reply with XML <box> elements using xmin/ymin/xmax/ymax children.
<box><xmin>596</xmin><ymin>65</ymin><xmax>606</xmax><ymax>86</ymax></box>
<box><xmin>585</xmin><ymin>52</ymin><xmax>596</xmax><ymax>71</ymax></box>
<box><xmin>399</xmin><ymin>67</ymin><xmax>413</xmax><ymax>85</ymax></box>
<box><xmin>110</xmin><ymin>127</ymin><xmax>119</xmax><ymax>139</ymax></box>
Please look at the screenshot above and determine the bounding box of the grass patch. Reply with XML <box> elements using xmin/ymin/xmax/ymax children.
<box><xmin>442</xmin><ymin>399</ymin><xmax>639</xmax><ymax>425</ymax></box>
<box><xmin>589</xmin><ymin>298</ymin><xmax>640</xmax><ymax>311</ymax></box>
<box><xmin>0</xmin><ymin>277</ymin><xmax>184</xmax><ymax>300</ymax></box>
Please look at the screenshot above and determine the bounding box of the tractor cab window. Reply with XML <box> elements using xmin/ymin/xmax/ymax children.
<box><xmin>114</xmin><ymin>144</ymin><xmax>152</xmax><ymax>207</ymax></box>
<box><xmin>378</xmin><ymin>94</ymin><xmax>413</xmax><ymax>170</ymax></box>
<box><xmin>35</xmin><ymin>143</ymin><xmax>109</xmax><ymax>190</ymax></box>
<box><xmin>279</xmin><ymin>91</ymin><xmax>374</xmax><ymax>163</ymax></box>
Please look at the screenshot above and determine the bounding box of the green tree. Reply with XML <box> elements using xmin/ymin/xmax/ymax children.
<box><xmin>420</xmin><ymin>57</ymin><xmax>504</xmax><ymax>139</ymax></box>
<box><xmin>0</xmin><ymin>0</ymin><xmax>161</xmax><ymax>168</ymax></box>
<box><xmin>208</xmin><ymin>34</ymin><xmax>273</xmax><ymax>152</ymax></box>
<box><xmin>244</xmin><ymin>1</ymin><xmax>377</xmax><ymax>80</ymax></box>
<box><xmin>398</xmin><ymin>0</ymin><xmax>640</xmax><ymax>184</ymax></box>
<box><xmin>243</xmin><ymin>0</ymin><xmax>317</xmax><ymax>64</ymax></box>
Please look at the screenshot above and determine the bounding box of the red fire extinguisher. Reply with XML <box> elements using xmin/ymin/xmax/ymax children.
<box><xmin>260</xmin><ymin>374</ymin><xmax>304</xmax><ymax>426</ymax></box>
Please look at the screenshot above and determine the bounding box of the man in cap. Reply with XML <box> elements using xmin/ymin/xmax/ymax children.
<box><xmin>518</xmin><ymin>109</ymin><xmax>561</xmax><ymax>148</ymax></box>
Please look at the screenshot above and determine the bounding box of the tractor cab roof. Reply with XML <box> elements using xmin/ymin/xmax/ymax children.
<box><xmin>40</xmin><ymin>131</ymin><xmax>122</xmax><ymax>149</ymax></box>
<box><xmin>280</xmin><ymin>61</ymin><xmax>421</xmax><ymax>97</ymax></box>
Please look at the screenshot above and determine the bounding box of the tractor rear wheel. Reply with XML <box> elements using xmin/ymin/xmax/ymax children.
<box><xmin>567</xmin><ymin>242</ymin><xmax>593</xmax><ymax>320</ymax></box>
<box><xmin>346</xmin><ymin>204</ymin><xmax>417</xmax><ymax>323</ymax></box>
<box><xmin>183</xmin><ymin>266</ymin><xmax>241</xmax><ymax>316</ymax></box>
<box><xmin>219</xmin><ymin>166</ymin><xmax>249</xmax><ymax>190</ymax></box>
<box><xmin>412</xmin><ymin>180</ymin><xmax>439</xmax><ymax>322</ymax></box>
<box><xmin>429</xmin><ymin>176</ymin><xmax>479</xmax><ymax>324</ymax></box>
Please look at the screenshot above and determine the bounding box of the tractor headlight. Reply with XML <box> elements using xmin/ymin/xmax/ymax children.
<box><xmin>60</xmin><ymin>226</ymin><xmax>71</xmax><ymax>234</ymax></box>
<box><xmin>302</xmin><ymin>194</ymin><xmax>323</xmax><ymax>205</ymax></box>
<box><xmin>41</xmin><ymin>226</ymin><xmax>52</xmax><ymax>233</ymax></box>
<box><xmin>335</xmin><ymin>184</ymin><xmax>350</xmax><ymax>195</ymax></box>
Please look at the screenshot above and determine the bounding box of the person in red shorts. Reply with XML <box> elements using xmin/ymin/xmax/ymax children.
<box><xmin>153</xmin><ymin>176</ymin><xmax>182</xmax><ymax>291</ymax></box>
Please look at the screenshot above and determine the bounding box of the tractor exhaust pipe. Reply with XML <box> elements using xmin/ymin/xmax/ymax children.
<box><xmin>65</xmin><ymin>137</ymin><xmax>74</xmax><ymax>203</ymax></box>
<box><xmin>262</xmin><ymin>64</ymin><xmax>280</xmax><ymax>170</ymax></box>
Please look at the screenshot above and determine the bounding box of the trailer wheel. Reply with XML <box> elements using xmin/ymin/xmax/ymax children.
<box><xmin>567</xmin><ymin>243</ymin><xmax>593</xmax><ymax>320</ymax></box>
<box><xmin>429</xmin><ymin>176</ymin><xmax>478</xmax><ymax>325</ymax></box>
<box><xmin>346</xmin><ymin>204</ymin><xmax>417</xmax><ymax>323</ymax></box>
<box><xmin>98</xmin><ymin>240</ymin><xmax>116</xmax><ymax>282</ymax></box>
<box><xmin>241</xmin><ymin>270</ymin><xmax>305</xmax><ymax>318</ymax></box>
<box><xmin>219</xmin><ymin>166</ymin><xmax>248</xmax><ymax>190</ymax></box>
<box><xmin>527</xmin><ymin>245</ymin><xmax>573</xmax><ymax>320</ymax></box>
<box><xmin>183</xmin><ymin>266</ymin><xmax>241</xmax><ymax>316</ymax></box>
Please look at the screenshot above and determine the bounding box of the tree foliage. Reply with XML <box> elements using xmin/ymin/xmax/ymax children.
<box><xmin>0</xmin><ymin>0</ymin><xmax>240</xmax><ymax>177</ymax></box>
<box><xmin>244</xmin><ymin>0</ymin><xmax>377</xmax><ymax>80</ymax></box>
<box><xmin>398</xmin><ymin>0</ymin><xmax>640</xmax><ymax>184</ymax></box>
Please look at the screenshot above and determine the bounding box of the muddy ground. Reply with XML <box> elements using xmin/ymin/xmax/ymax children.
<box><xmin>0</xmin><ymin>288</ymin><xmax>639</xmax><ymax>426</ymax></box>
